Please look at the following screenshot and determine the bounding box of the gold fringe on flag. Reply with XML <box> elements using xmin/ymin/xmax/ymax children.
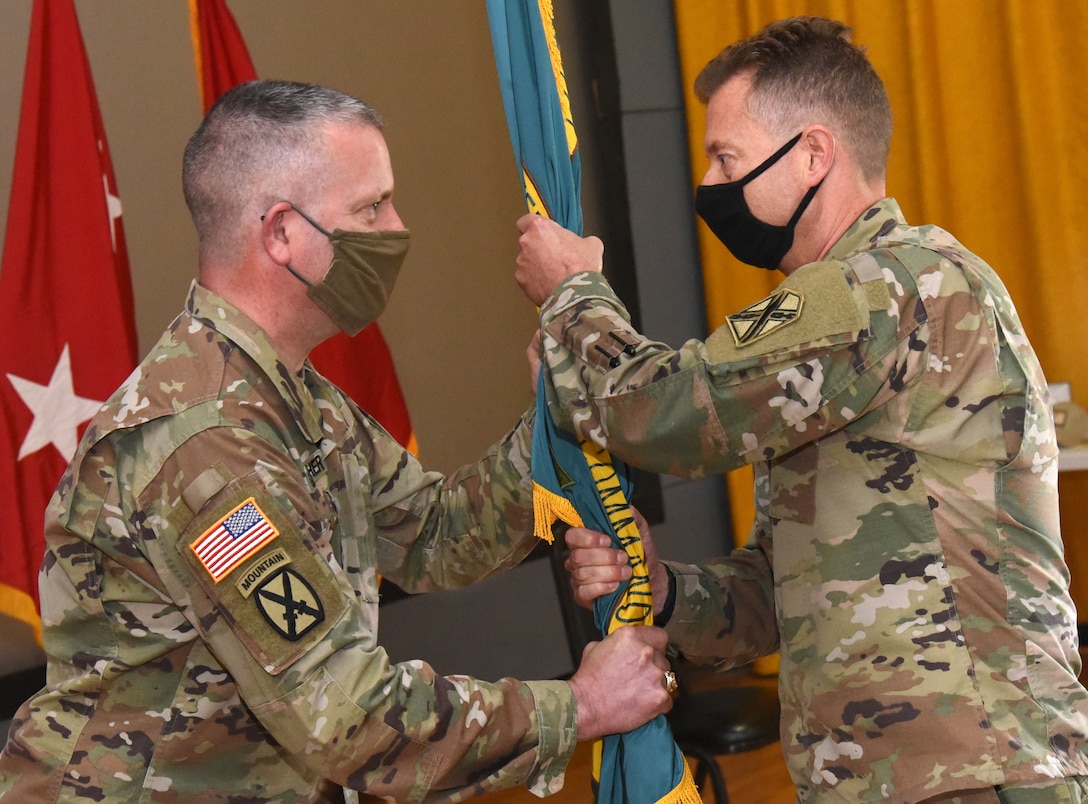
<box><xmin>535</xmin><ymin>0</ymin><xmax>577</xmax><ymax>159</ymax></box>
<box><xmin>592</xmin><ymin>743</ymin><xmax>704</xmax><ymax>804</ymax></box>
<box><xmin>662</xmin><ymin>759</ymin><xmax>704</xmax><ymax>804</ymax></box>
<box><xmin>532</xmin><ymin>480</ymin><xmax>583</xmax><ymax>543</ymax></box>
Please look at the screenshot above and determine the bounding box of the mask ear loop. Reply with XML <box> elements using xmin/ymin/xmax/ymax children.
<box><xmin>754</xmin><ymin>132</ymin><xmax>824</xmax><ymax>229</ymax></box>
<box><xmin>258</xmin><ymin>203</ymin><xmax>325</xmax><ymax>288</ymax></box>
<box><xmin>287</xmin><ymin>203</ymin><xmax>334</xmax><ymax>237</ymax></box>
<box><xmin>281</xmin><ymin>262</ymin><xmax>314</xmax><ymax>288</ymax></box>
<box><xmin>786</xmin><ymin>177</ymin><xmax>824</xmax><ymax>228</ymax></box>
<box><xmin>736</xmin><ymin>131</ymin><xmax>804</xmax><ymax>187</ymax></box>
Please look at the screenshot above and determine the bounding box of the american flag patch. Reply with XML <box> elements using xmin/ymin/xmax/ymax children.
<box><xmin>190</xmin><ymin>497</ymin><xmax>280</xmax><ymax>582</ymax></box>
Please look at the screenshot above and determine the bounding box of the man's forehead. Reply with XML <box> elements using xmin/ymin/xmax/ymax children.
<box><xmin>324</xmin><ymin>120</ymin><xmax>385</xmax><ymax>148</ymax></box>
<box><xmin>702</xmin><ymin>77</ymin><xmax>761</xmax><ymax>153</ymax></box>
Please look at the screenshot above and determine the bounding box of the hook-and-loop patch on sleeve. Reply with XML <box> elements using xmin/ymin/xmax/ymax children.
<box><xmin>179</xmin><ymin>484</ymin><xmax>349</xmax><ymax>675</ymax></box>
<box><xmin>706</xmin><ymin>259</ymin><xmax>872</xmax><ymax>363</ymax></box>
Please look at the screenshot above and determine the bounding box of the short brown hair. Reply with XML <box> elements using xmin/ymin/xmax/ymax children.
<box><xmin>695</xmin><ymin>16</ymin><xmax>892</xmax><ymax>180</ymax></box>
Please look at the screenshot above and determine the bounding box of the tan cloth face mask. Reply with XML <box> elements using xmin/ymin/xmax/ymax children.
<box><xmin>284</xmin><ymin>203</ymin><xmax>410</xmax><ymax>336</ymax></box>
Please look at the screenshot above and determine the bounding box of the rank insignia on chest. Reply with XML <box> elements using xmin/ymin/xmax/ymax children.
<box><xmin>727</xmin><ymin>288</ymin><xmax>804</xmax><ymax>346</ymax></box>
<box><xmin>190</xmin><ymin>497</ymin><xmax>280</xmax><ymax>582</ymax></box>
<box><xmin>253</xmin><ymin>567</ymin><xmax>325</xmax><ymax>641</ymax></box>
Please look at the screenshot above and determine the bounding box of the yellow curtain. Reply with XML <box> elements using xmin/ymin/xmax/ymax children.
<box><xmin>673</xmin><ymin>1</ymin><xmax>1088</xmax><ymax>598</ymax></box>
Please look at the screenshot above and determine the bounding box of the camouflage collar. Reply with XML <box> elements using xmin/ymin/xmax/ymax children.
<box><xmin>825</xmin><ymin>197</ymin><xmax>907</xmax><ymax>263</ymax></box>
<box><xmin>187</xmin><ymin>281</ymin><xmax>324</xmax><ymax>444</ymax></box>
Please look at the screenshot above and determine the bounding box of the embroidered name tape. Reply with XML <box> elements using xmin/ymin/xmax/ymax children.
<box><xmin>191</xmin><ymin>497</ymin><xmax>280</xmax><ymax>582</ymax></box>
<box><xmin>305</xmin><ymin>454</ymin><xmax>326</xmax><ymax>482</ymax></box>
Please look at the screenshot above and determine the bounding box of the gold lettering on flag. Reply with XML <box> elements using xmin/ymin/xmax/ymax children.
<box><xmin>523</xmin><ymin>168</ymin><xmax>552</xmax><ymax>221</ymax></box>
<box><xmin>581</xmin><ymin>441</ymin><xmax>654</xmax><ymax>632</ymax></box>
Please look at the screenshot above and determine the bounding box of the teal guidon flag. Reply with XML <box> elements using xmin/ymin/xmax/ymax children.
<box><xmin>486</xmin><ymin>2</ymin><xmax>700</xmax><ymax>802</ymax></box>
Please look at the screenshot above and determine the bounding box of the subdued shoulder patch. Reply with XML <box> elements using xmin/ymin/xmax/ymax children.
<box><xmin>706</xmin><ymin>260</ymin><xmax>868</xmax><ymax>363</ymax></box>
<box><xmin>179</xmin><ymin>484</ymin><xmax>349</xmax><ymax>675</ymax></box>
<box><xmin>236</xmin><ymin>547</ymin><xmax>292</xmax><ymax>598</ymax></box>
<box><xmin>252</xmin><ymin>567</ymin><xmax>325</xmax><ymax>642</ymax></box>
<box><xmin>726</xmin><ymin>288</ymin><xmax>804</xmax><ymax>346</ymax></box>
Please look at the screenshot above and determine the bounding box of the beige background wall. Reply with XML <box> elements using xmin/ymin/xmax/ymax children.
<box><xmin>0</xmin><ymin>1</ymin><xmax>734</xmax><ymax>684</ymax></box>
<box><xmin>0</xmin><ymin>1</ymin><xmax>577</xmax><ymax>681</ymax></box>
<box><xmin>0</xmin><ymin>1</ymin><xmax>538</xmax><ymax>477</ymax></box>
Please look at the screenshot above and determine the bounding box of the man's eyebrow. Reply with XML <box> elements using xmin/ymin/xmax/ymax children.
<box><xmin>704</xmin><ymin>137</ymin><xmax>731</xmax><ymax>155</ymax></box>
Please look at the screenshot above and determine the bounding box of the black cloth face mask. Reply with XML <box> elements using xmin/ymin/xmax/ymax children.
<box><xmin>694</xmin><ymin>132</ymin><xmax>823</xmax><ymax>270</ymax></box>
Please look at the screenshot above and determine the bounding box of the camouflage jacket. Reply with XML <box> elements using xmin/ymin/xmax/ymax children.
<box><xmin>537</xmin><ymin>199</ymin><xmax>1088</xmax><ymax>801</ymax></box>
<box><xmin>0</xmin><ymin>282</ymin><xmax>576</xmax><ymax>803</ymax></box>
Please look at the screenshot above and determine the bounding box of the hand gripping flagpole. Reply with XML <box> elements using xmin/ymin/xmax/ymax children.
<box><xmin>486</xmin><ymin>2</ymin><xmax>700</xmax><ymax>802</ymax></box>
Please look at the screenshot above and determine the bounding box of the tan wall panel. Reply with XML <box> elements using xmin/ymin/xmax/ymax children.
<box><xmin>0</xmin><ymin>1</ymin><xmax>537</xmax><ymax>474</ymax></box>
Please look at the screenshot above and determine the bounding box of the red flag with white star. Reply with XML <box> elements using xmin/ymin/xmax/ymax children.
<box><xmin>189</xmin><ymin>0</ymin><xmax>416</xmax><ymax>454</ymax></box>
<box><xmin>0</xmin><ymin>0</ymin><xmax>138</xmax><ymax>640</ymax></box>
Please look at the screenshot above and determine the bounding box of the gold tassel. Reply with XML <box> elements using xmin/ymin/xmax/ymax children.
<box><xmin>532</xmin><ymin>480</ymin><xmax>583</xmax><ymax>543</ymax></box>
<box><xmin>655</xmin><ymin>759</ymin><xmax>705</xmax><ymax>804</ymax></box>
<box><xmin>592</xmin><ymin>741</ymin><xmax>705</xmax><ymax>803</ymax></box>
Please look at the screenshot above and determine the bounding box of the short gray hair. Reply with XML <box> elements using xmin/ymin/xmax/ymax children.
<box><xmin>182</xmin><ymin>79</ymin><xmax>382</xmax><ymax>259</ymax></box>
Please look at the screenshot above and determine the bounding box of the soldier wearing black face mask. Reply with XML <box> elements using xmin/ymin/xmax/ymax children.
<box><xmin>513</xmin><ymin>15</ymin><xmax>1088</xmax><ymax>804</ymax></box>
<box><xmin>693</xmin><ymin>131</ymin><xmax>824</xmax><ymax>271</ymax></box>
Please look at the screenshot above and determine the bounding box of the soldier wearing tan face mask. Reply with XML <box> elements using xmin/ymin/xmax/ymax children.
<box><xmin>0</xmin><ymin>79</ymin><xmax>674</xmax><ymax>803</ymax></box>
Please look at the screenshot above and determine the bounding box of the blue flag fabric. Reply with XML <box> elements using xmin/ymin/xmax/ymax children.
<box><xmin>486</xmin><ymin>0</ymin><xmax>582</xmax><ymax>233</ymax></box>
<box><xmin>486</xmin><ymin>2</ymin><xmax>700</xmax><ymax>802</ymax></box>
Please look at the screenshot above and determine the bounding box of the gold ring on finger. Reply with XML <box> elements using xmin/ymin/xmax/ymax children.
<box><xmin>663</xmin><ymin>670</ymin><xmax>679</xmax><ymax>695</ymax></box>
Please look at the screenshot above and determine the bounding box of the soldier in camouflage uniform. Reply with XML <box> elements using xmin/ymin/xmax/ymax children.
<box><xmin>514</xmin><ymin>17</ymin><xmax>1088</xmax><ymax>804</ymax></box>
<box><xmin>0</xmin><ymin>80</ymin><xmax>675</xmax><ymax>802</ymax></box>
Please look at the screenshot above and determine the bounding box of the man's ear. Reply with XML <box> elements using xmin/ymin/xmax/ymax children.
<box><xmin>802</xmin><ymin>126</ymin><xmax>835</xmax><ymax>186</ymax></box>
<box><xmin>261</xmin><ymin>201</ymin><xmax>294</xmax><ymax>266</ymax></box>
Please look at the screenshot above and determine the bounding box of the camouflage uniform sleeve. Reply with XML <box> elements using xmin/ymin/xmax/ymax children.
<box><xmin>135</xmin><ymin>423</ymin><xmax>576</xmax><ymax>801</ymax></box>
<box><xmin>370</xmin><ymin>405</ymin><xmax>542</xmax><ymax>595</ymax></box>
<box><xmin>537</xmin><ymin>264</ymin><xmax>916</xmax><ymax>478</ymax></box>
<box><xmin>661</xmin><ymin>538</ymin><xmax>779</xmax><ymax>670</ymax></box>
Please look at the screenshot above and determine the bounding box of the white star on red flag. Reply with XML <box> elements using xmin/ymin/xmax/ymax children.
<box><xmin>7</xmin><ymin>343</ymin><xmax>103</xmax><ymax>461</ymax></box>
